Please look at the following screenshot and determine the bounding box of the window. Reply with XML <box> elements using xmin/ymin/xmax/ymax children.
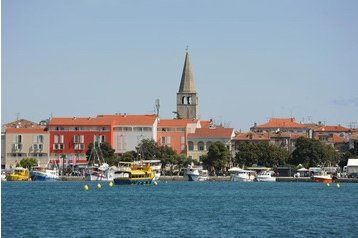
<box><xmin>133</xmin><ymin>127</ymin><xmax>142</xmax><ymax>132</ymax></box>
<box><xmin>188</xmin><ymin>141</ymin><xmax>194</xmax><ymax>151</ymax></box>
<box><xmin>94</xmin><ymin>135</ymin><xmax>105</xmax><ymax>143</ymax></box>
<box><xmin>206</xmin><ymin>142</ymin><xmax>212</xmax><ymax>150</ymax></box>
<box><xmin>53</xmin><ymin>144</ymin><xmax>64</xmax><ymax>150</ymax></box>
<box><xmin>13</xmin><ymin>135</ymin><xmax>22</xmax><ymax>143</ymax></box>
<box><xmin>143</xmin><ymin>127</ymin><xmax>152</xmax><ymax>132</ymax></box>
<box><xmin>161</xmin><ymin>136</ymin><xmax>171</xmax><ymax>145</ymax></box>
<box><xmin>33</xmin><ymin>135</ymin><xmax>43</xmax><ymax>143</ymax></box>
<box><xmin>198</xmin><ymin>141</ymin><xmax>204</xmax><ymax>151</ymax></box>
<box><xmin>74</xmin><ymin>135</ymin><xmax>79</xmax><ymax>143</ymax></box>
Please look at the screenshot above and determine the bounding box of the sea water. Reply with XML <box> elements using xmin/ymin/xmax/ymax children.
<box><xmin>2</xmin><ymin>181</ymin><xmax>358</xmax><ymax>238</ymax></box>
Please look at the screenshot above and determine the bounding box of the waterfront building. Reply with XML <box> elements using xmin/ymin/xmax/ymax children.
<box><xmin>157</xmin><ymin>119</ymin><xmax>201</xmax><ymax>154</ymax></box>
<box><xmin>176</xmin><ymin>51</ymin><xmax>199</xmax><ymax>120</ymax></box>
<box><xmin>3</xmin><ymin>127</ymin><xmax>50</xmax><ymax>169</ymax></box>
<box><xmin>251</xmin><ymin>118</ymin><xmax>310</xmax><ymax>135</ymax></box>
<box><xmin>187</xmin><ymin>125</ymin><xmax>235</xmax><ymax>161</ymax></box>
<box><xmin>232</xmin><ymin>131</ymin><xmax>308</xmax><ymax>155</ymax></box>
<box><xmin>349</xmin><ymin>130</ymin><xmax>358</xmax><ymax>154</ymax></box>
<box><xmin>47</xmin><ymin>116</ymin><xmax>115</xmax><ymax>162</ymax></box>
<box><xmin>103</xmin><ymin>114</ymin><xmax>158</xmax><ymax>154</ymax></box>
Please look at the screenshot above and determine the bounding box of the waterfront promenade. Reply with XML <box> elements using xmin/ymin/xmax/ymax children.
<box><xmin>59</xmin><ymin>175</ymin><xmax>358</xmax><ymax>183</ymax></box>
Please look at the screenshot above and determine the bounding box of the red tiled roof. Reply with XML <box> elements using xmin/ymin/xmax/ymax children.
<box><xmin>233</xmin><ymin>132</ymin><xmax>270</xmax><ymax>141</ymax></box>
<box><xmin>314</xmin><ymin>125</ymin><xmax>350</xmax><ymax>132</ymax></box>
<box><xmin>255</xmin><ymin>118</ymin><xmax>306</xmax><ymax>129</ymax></box>
<box><xmin>2</xmin><ymin>119</ymin><xmax>42</xmax><ymax>129</ymax></box>
<box><xmin>49</xmin><ymin>114</ymin><xmax>157</xmax><ymax>127</ymax></box>
<box><xmin>49</xmin><ymin>117</ymin><xmax>114</xmax><ymax>126</ymax></box>
<box><xmin>6</xmin><ymin>128</ymin><xmax>47</xmax><ymax>134</ymax></box>
<box><xmin>158</xmin><ymin>119</ymin><xmax>198</xmax><ymax>127</ymax></box>
<box><xmin>200</xmin><ymin>120</ymin><xmax>211</xmax><ymax>128</ymax></box>
<box><xmin>99</xmin><ymin>114</ymin><xmax>157</xmax><ymax>125</ymax></box>
<box><xmin>269</xmin><ymin>132</ymin><xmax>308</xmax><ymax>139</ymax></box>
<box><xmin>188</xmin><ymin>128</ymin><xmax>234</xmax><ymax>138</ymax></box>
<box><xmin>315</xmin><ymin>133</ymin><xmax>345</xmax><ymax>143</ymax></box>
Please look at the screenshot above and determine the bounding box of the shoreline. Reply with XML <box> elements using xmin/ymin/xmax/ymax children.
<box><xmin>57</xmin><ymin>176</ymin><xmax>358</xmax><ymax>183</ymax></box>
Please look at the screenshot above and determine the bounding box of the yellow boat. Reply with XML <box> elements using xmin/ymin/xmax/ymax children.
<box><xmin>113</xmin><ymin>162</ymin><xmax>155</xmax><ymax>185</ymax></box>
<box><xmin>6</xmin><ymin>167</ymin><xmax>31</xmax><ymax>181</ymax></box>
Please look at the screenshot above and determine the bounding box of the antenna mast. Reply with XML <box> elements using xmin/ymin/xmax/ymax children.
<box><xmin>155</xmin><ymin>99</ymin><xmax>160</xmax><ymax>117</ymax></box>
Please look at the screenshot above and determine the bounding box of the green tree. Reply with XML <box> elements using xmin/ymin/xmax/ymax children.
<box><xmin>202</xmin><ymin>142</ymin><xmax>231</xmax><ymax>174</ymax></box>
<box><xmin>158</xmin><ymin>145</ymin><xmax>177</xmax><ymax>175</ymax></box>
<box><xmin>290</xmin><ymin>137</ymin><xmax>340</xmax><ymax>167</ymax></box>
<box><xmin>175</xmin><ymin>154</ymin><xmax>195</xmax><ymax>175</ymax></box>
<box><xmin>136</xmin><ymin>139</ymin><xmax>161</xmax><ymax>160</ymax></box>
<box><xmin>17</xmin><ymin>158</ymin><xmax>38</xmax><ymax>170</ymax></box>
<box><xmin>235</xmin><ymin>142</ymin><xmax>289</xmax><ymax>168</ymax></box>
<box><xmin>119</xmin><ymin>151</ymin><xmax>138</xmax><ymax>162</ymax></box>
<box><xmin>235</xmin><ymin>142</ymin><xmax>259</xmax><ymax>167</ymax></box>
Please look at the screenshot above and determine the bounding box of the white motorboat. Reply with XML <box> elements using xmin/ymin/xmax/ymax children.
<box><xmin>184</xmin><ymin>165</ymin><xmax>208</xmax><ymax>181</ymax></box>
<box><xmin>256</xmin><ymin>170</ymin><xmax>276</xmax><ymax>182</ymax></box>
<box><xmin>228</xmin><ymin>167</ymin><xmax>256</xmax><ymax>182</ymax></box>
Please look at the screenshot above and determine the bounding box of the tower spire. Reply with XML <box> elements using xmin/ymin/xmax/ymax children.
<box><xmin>176</xmin><ymin>51</ymin><xmax>199</xmax><ymax>119</ymax></box>
<box><xmin>178</xmin><ymin>51</ymin><xmax>196</xmax><ymax>93</ymax></box>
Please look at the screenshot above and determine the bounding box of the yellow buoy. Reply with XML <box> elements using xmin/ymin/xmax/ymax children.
<box><xmin>336</xmin><ymin>183</ymin><xmax>340</xmax><ymax>188</ymax></box>
<box><xmin>326</xmin><ymin>183</ymin><xmax>330</xmax><ymax>187</ymax></box>
<box><xmin>97</xmin><ymin>183</ymin><xmax>102</xmax><ymax>189</ymax></box>
<box><xmin>109</xmin><ymin>182</ymin><xmax>113</xmax><ymax>187</ymax></box>
<box><xmin>83</xmin><ymin>185</ymin><xmax>89</xmax><ymax>191</ymax></box>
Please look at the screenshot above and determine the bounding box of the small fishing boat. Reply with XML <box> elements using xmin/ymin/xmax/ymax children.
<box><xmin>113</xmin><ymin>162</ymin><xmax>155</xmax><ymax>185</ymax></box>
<box><xmin>183</xmin><ymin>165</ymin><xmax>208</xmax><ymax>181</ymax></box>
<box><xmin>85</xmin><ymin>163</ymin><xmax>113</xmax><ymax>181</ymax></box>
<box><xmin>30</xmin><ymin>166</ymin><xmax>60</xmax><ymax>181</ymax></box>
<box><xmin>85</xmin><ymin>142</ymin><xmax>112</xmax><ymax>181</ymax></box>
<box><xmin>229</xmin><ymin>167</ymin><xmax>256</xmax><ymax>182</ymax></box>
<box><xmin>256</xmin><ymin>170</ymin><xmax>276</xmax><ymax>182</ymax></box>
<box><xmin>6</xmin><ymin>167</ymin><xmax>31</xmax><ymax>181</ymax></box>
<box><xmin>311</xmin><ymin>170</ymin><xmax>336</xmax><ymax>183</ymax></box>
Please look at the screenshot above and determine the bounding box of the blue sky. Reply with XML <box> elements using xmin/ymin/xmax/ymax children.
<box><xmin>2</xmin><ymin>0</ymin><xmax>358</xmax><ymax>131</ymax></box>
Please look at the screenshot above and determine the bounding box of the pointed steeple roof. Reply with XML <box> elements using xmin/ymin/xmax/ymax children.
<box><xmin>179</xmin><ymin>52</ymin><xmax>196</xmax><ymax>93</ymax></box>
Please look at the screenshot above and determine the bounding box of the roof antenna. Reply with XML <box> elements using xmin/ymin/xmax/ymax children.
<box><xmin>186</xmin><ymin>45</ymin><xmax>189</xmax><ymax>53</ymax></box>
<box><xmin>155</xmin><ymin>99</ymin><xmax>160</xmax><ymax>117</ymax></box>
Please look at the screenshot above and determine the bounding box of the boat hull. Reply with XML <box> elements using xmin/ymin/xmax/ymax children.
<box><xmin>230</xmin><ymin>175</ymin><xmax>255</xmax><ymax>182</ymax></box>
<box><xmin>30</xmin><ymin>171</ymin><xmax>59</xmax><ymax>181</ymax></box>
<box><xmin>311</xmin><ymin>176</ymin><xmax>334</xmax><ymax>183</ymax></box>
<box><xmin>185</xmin><ymin>173</ymin><xmax>199</xmax><ymax>181</ymax></box>
<box><xmin>256</xmin><ymin>177</ymin><xmax>276</xmax><ymax>182</ymax></box>
<box><xmin>113</xmin><ymin>178</ymin><xmax>154</xmax><ymax>185</ymax></box>
<box><xmin>85</xmin><ymin>173</ymin><xmax>111</xmax><ymax>181</ymax></box>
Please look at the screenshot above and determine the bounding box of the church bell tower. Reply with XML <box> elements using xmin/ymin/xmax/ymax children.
<box><xmin>176</xmin><ymin>51</ymin><xmax>199</xmax><ymax>119</ymax></box>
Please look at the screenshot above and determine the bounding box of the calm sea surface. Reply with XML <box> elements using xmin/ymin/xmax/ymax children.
<box><xmin>2</xmin><ymin>181</ymin><xmax>358</xmax><ymax>238</ymax></box>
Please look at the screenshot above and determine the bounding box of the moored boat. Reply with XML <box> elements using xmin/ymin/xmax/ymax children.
<box><xmin>311</xmin><ymin>174</ymin><xmax>335</xmax><ymax>183</ymax></box>
<box><xmin>6</xmin><ymin>167</ymin><xmax>31</xmax><ymax>181</ymax></box>
<box><xmin>183</xmin><ymin>165</ymin><xmax>208</xmax><ymax>181</ymax></box>
<box><xmin>113</xmin><ymin>163</ymin><xmax>155</xmax><ymax>185</ymax></box>
<box><xmin>256</xmin><ymin>170</ymin><xmax>276</xmax><ymax>182</ymax></box>
<box><xmin>30</xmin><ymin>167</ymin><xmax>60</xmax><ymax>181</ymax></box>
<box><xmin>229</xmin><ymin>167</ymin><xmax>256</xmax><ymax>182</ymax></box>
<box><xmin>85</xmin><ymin>163</ymin><xmax>113</xmax><ymax>181</ymax></box>
<box><xmin>135</xmin><ymin>160</ymin><xmax>162</xmax><ymax>181</ymax></box>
